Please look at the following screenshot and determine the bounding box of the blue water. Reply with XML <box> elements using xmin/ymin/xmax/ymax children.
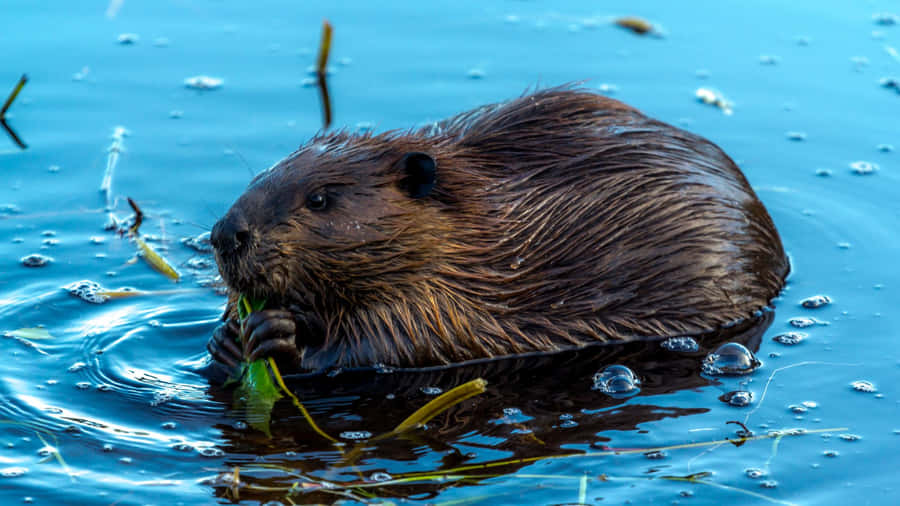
<box><xmin>2</xmin><ymin>1</ymin><xmax>898</xmax><ymax>504</ymax></box>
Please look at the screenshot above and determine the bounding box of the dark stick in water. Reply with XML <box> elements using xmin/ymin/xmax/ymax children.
<box><xmin>1</xmin><ymin>74</ymin><xmax>28</xmax><ymax>149</ymax></box>
<box><xmin>316</xmin><ymin>20</ymin><xmax>333</xmax><ymax>129</ymax></box>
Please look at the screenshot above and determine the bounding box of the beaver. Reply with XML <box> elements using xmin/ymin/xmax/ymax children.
<box><xmin>207</xmin><ymin>87</ymin><xmax>789</xmax><ymax>374</ymax></box>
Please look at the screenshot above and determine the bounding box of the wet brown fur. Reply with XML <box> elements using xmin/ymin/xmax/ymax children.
<box><xmin>214</xmin><ymin>87</ymin><xmax>789</xmax><ymax>371</ymax></box>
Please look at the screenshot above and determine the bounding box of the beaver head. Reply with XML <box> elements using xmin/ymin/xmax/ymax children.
<box><xmin>210</xmin><ymin>88</ymin><xmax>788</xmax><ymax>371</ymax></box>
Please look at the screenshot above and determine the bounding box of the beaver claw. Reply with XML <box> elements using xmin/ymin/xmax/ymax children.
<box><xmin>244</xmin><ymin>309</ymin><xmax>302</xmax><ymax>365</ymax></box>
<box><xmin>207</xmin><ymin>319</ymin><xmax>242</xmax><ymax>370</ymax></box>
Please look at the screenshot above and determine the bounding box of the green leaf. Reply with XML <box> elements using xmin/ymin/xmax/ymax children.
<box><xmin>5</xmin><ymin>327</ymin><xmax>54</xmax><ymax>340</ymax></box>
<box><xmin>233</xmin><ymin>360</ymin><xmax>283</xmax><ymax>437</ymax></box>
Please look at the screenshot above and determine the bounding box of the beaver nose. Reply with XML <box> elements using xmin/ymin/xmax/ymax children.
<box><xmin>211</xmin><ymin>211</ymin><xmax>251</xmax><ymax>255</ymax></box>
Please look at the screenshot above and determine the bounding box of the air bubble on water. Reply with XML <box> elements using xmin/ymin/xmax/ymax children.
<box><xmin>65</xmin><ymin>280</ymin><xmax>108</xmax><ymax>304</ymax></box>
<box><xmin>850</xmin><ymin>380</ymin><xmax>877</xmax><ymax>393</ymax></box>
<box><xmin>746</xmin><ymin>468</ymin><xmax>766</xmax><ymax>479</ymax></box>
<box><xmin>117</xmin><ymin>33</ymin><xmax>139</xmax><ymax>44</ymax></box>
<box><xmin>420</xmin><ymin>386</ymin><xmax>442</xmax><ymax>395</ymax></box>
<box><xmin>877</xmin><ymin>143</ymin><xmax>894</xmax><ymax>152</ymax></box>
<box><xmin>788</xmin><ymin>316</ymin><xmax>826</xmax><ymax>328</ymax></box>
<box><xmin>789</xmin><ymin>404</ymin><xmax>808</xmax><ymax>414</ymax></box>
<box><xmin>199</xmin><ymin>447</ymin><xmax>224</xmax><ymax>457</ymax></box>
<box><xmin>75</xmin><ymin>382</ymin><xmax>91</xmax><ymax>390</ymax></box>
<box><xmin>503</xmin><ymin>407</ymin><xmax>522</xmax><ymax>416</ymax></box>
<box><xmin>186</xmin><ymin>257</ymin><xmax>212</xmax><ymax>270</ymax></box>
<box><xmin>873</xmin><ymin>13</ymin><xmax>899</xmax><ymax>26</ymax></box>
<box><xmin>760</xmin><ymin>55</ymin><xmax>780</xmax><ymax>65</ymax></box>
<box><xmin>786</xmin><ymin>131</ymin><xmax>806</xmax><ymax>141</ymax></box>
<box><xmin>802</xmin><ymin>400</ymin><xmax>818</xmax><ymax>408</ymax></box>
<box><xmin>799</xmin><ymin>299</ymin><xmax>830</xmax><ymax>314</ymax></box>
<box><xmin>467</xmin><ymin>68</ymin><xmax>486</xmax><ymax>79</ymax></box>
<box><xmin>37</xmin><ymin>445</ymin><xmax>56</xmax><ymax>457</ymax></box>
<box><xmin>720</xmin><ymin>390</ymin><xmax>753</xmax><ymax>407</ymax></box>
<box><xmin>815</xmin><ymin>168</ymin><xmax>832</xmax><ymax>177</ymax></box>
<box><xmin>0</xmin><ymin>467</ymin><xmax>27</xmax><ymax>478</ymax></box>
<box><xmin>558</xmin><ymin>419</ymin><xmax>578</xmax><ymax>428</ymax></box>
<box><xmin>181</xmin><ymin>232</ymin><xmax>211</xmax><ymax>253</ymax></box>
<box><xmin>102</xmin><ymin>444</ymin><xmax>114</xmax><ymax>452</ymax></box>
<box><xmin>340</xmin><ymin>431</ymin><xmax>372</xmax><ymax>441</ymax></box>
<box><xmin>661</xmin><ymin>336</ymin><xmax>699</xmax><ymax>352</ymax></box>
<box><xmin>172</xmin><ymin>443</ymin><xmax>193</xmax><ymax>452</ymax></box>
<box><xmin>119</xmin><ymin>457</ymin><xmax>133</xmax><ymax>464</ymax></box>
<box><xmin>68</xmin><ymin>362</ymin><xmax>87</xmax><ymax>372</ymax></box>
<box><xmin>702</xmin><ymin>342</ymin><xmax>761</xmax><ymax>376</ymax></box>
<box><xmin>184</xmin><ymin>76</ymin><xmax>223</xmax><ymax>90</ymax></box>
<box><xmin>644</xmin><ymin>450</ymin><xmax>666</xmax><ymax>459</ymax></box>
<box><xmin>849</xmin><ymin>161</ymin><xmax>878</xmax><ymax>175</ymax></box>
<box><xmin>839</xmin><ymin>433</ymin><xmax>861</xmax><ymax>442</ymax></box>
<box><xmin>773</xmin><ymin>332</ymin><xmax>807</xmax><ymax>345</ymax></box>
<box><xmin>823</xmin><ymin>450</ymin><xmax>839</xmax><ymax>458</ymax></box>
<box><xmin>592</xmin><ymin>364</ymin><xmax>641</xmax><ymax>397</ymax></box>
<box><xmin>760</xmin><ymin>480</ymin><xmax>778</xmax><ymax>489</ymax></box>
<box><xmin>369</xmin><ymin>472</ymin><xmax>392</xmax><ymax>482</ymax></box>
<box><xmin>21</xmin><ymin>254</ymin><xmax>52</xmax><ymax>267</ymax></box>
<box><xmin>162</xmin><ymin>422</ymin><xmax>177</xmax><ymax>430</ymax></box>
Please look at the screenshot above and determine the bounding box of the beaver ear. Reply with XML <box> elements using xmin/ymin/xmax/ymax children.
<box><xmin>397</xmin><ymin>152</ymin><xmax>436</xmax><ymax>198</ymax></box>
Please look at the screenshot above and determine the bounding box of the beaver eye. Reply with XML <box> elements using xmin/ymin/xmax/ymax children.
<box><xmin>306</xmin><ymin>192</ymin><xmax>328</xmax><ymax>211</ymax></box>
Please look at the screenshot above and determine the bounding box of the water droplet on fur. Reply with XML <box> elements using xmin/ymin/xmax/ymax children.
<box><xmin>773</xmin><ymin>332</ymin><xmax>807</xmax><ymax>345</ymax></box>
<box><xmin>849</xmin><ymin>160</ymin><xmax>878</xmax><ymax>175</ymax></box>
<box><xmin>21</xmin><ymin>254</ymin><xmax>52</xmax><ymax>267</ymax></box>
<box><xmin>592</xmin><ymin>364</ymin><xmax>640</xmax><ymax>397</ymax></box>
<box><xmin>509</xmin><ymin>257</ymin><xmax>525</xmax><ymax>269</ymax></box>
<box><xmin>702</xmin><ymin>343</ymin><xmax>761</xmax><ymax>376</ymax></box>
<box><xmin>851</xmin><ymin>380</ymin><xmax>877</xmax><ymax>392</ymax></box>
<box><xmin>721</xmin><ymin>390</ymin><xmax>753</xmax><ymax>407</ymax></box>
<box><xmin>661</xmin><ymin>336</ymin><xmax>699</xmax><ymax>352</ymax></box>
<box><xmin>503</xmin><ymin>407</ymin><xmax>522</xmax><ymax>416</ymax></box>
<box><xmin>420</xmin><ymin>386</ymin><xmax>442</xmax><ymax>395</ymax></box>
<box><xmin>340</xmin><ymin>431</ymin><xmax>372</xmax><ymax>441</ymax></box>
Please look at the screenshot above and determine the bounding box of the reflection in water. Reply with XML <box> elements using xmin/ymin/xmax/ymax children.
<box><xmin>204</xmin><ymin>313</ymin><xmax>772</xmax><ymax>503</ymax></box>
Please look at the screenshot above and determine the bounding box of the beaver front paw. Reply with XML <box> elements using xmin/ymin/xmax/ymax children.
<box><xmin>207</xmin><ymin>319</ymin><xmax>243</xmax><ymax>371</ymax></box>
<box><xmin>244</xmin><ymin>309</ymin><xmax>302</xmax><ymax>366</ymax></box>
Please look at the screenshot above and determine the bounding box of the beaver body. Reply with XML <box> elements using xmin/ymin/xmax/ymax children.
<box><xmin>208</xmin><ymin>88</ymin><xmax>789</xmax><ymax>372</ymax></box>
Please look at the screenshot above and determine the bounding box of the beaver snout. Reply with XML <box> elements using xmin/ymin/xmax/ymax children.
<box><xmin>211</xmin><ymin>210</ymin><xmax>251</xmax><ymax>257</ymax></box>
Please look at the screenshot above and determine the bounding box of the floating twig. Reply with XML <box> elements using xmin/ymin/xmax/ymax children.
<box><xmin>127</xmin><ymin>197</ymin><xmax>181</xmax><ymax>281</ymax></box>
<box><xmin>0</xmin><ymin>74</ymin><xmax>27</xmax><ymax>117</ymax></box>
<box><xmin>316</xmin><ymin>20</ymin><xmax>333</xmax><ymax>129</ymax></box>
<box><xmin>1</xmin><ymin>74</ymin><xmax>28</xmax><ymax>149</ymax></box>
